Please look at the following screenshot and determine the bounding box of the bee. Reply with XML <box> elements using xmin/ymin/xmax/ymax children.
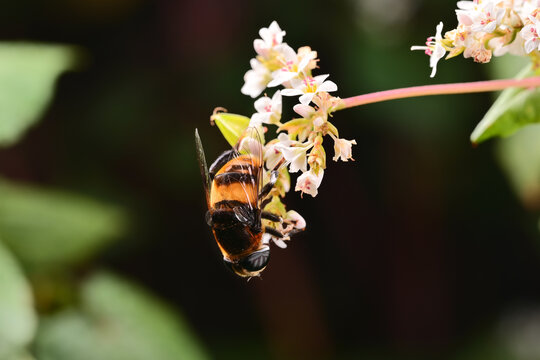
<box><xmin>195</xmin><ymin>128</ymin><xmax>297</xmax><ymax>278</ymax></box>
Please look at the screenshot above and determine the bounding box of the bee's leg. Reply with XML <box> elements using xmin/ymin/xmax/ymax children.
<box><xmin>265</xmin><ymin>226</ymin><xmax>284</xmax><ymax>238</ymax></box>
<box><xmin>262</xmin><ymin>210</ymin><xmax>303</xmax><ymax>228</ymax></box>
<box><xmin>259</xmin><ymin>171</ymin><xmax>278</xmax><ymax>201</ymax></box>
<box><xmin>287</xmin><ymin>228</ymin><xmax>305</xmax><ymax>237</ymax></box>
<box><xmin>209</xmin><ymin>149</ymin><xmax>236</xmax><ymax>180</ymax></box>
<box><xmin>259</xmin><ymin>158</ymin><xmax>286</xmax><ymax>201</ymax></box>
<box><xmin>261</xmin><ymin>211</ymin><xmax>281</xmax><ymax>223</ymax></box>
<box><xmin>261</xmin><ymin>197</ymin><xmax>272</xmax><ymax>209</ymax></box>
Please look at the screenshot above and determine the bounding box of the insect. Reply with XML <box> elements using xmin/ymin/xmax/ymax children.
<box><xmin>195</xmin><ymin>127</ymin><xmax>300</xmax><ymax>278</ymax></box>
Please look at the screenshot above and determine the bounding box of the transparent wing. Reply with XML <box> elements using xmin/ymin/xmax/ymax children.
<box><xmin>194</xmin><ymin>128</ymin><xmax>211</xmax><ymax>208</ymax></box>
<box><xmin>232</xmin><ymin>127</ymin><xmax>264</xmax><ymax>211</ymax></box>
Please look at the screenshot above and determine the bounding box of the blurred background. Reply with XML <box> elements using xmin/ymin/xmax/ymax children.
<box><xmin>1</xmin><ymin>0</ymin><xmax>540</xmax><ymax>359</ymax></box>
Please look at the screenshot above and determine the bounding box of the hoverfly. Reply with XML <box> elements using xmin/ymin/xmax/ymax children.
<box><xmin>195</xmin><ymin>127</ymin><xmax>299</xmax><ymax>277</ymax></box>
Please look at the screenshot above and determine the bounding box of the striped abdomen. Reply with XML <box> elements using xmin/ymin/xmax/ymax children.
<box><xmin>209</xmin><ymin>154</ymin><xmax>260</xmax><ymax>209</ymax></box>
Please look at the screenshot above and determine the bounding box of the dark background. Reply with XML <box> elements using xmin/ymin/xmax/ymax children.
<box><xmin>1</xmin><ymin>0</ymin><xmax>540</xmax><ymax>359</ymax></box>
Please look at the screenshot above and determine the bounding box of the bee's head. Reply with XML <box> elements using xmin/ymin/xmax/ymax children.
<box><xmin>223</xmin><ymin>247</ymin><xmax>270</xmax><ymax>278</ymax></box>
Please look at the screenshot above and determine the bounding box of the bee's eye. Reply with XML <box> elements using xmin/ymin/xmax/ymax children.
<box><xmin>239</xmin><ymin>248</ymin><xmax>270</xmax><ymax>272</ymax></box>
<box><xmin>222</xmin><ymin>248</ymin><xmax>270</xmax><ymax>277</ymax></box>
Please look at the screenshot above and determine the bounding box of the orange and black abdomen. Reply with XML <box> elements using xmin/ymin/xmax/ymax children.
<box><xmin>210</xmin><ymin>154</ymin><xmax>260</xmax><ymax>208</ymax></box>
<box><xmin>209</xmin><ymin>154</ymin><xmax>262</xmax><ymax>260</ymax></box>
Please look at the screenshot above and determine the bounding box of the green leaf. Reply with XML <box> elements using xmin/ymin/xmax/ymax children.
<box><xmin>488</xmin><ymin>54</ymin><xmax>530</xmax><ymax>80</ymax></box>
<box><xmin>0</xmin><ymin>178</ymin><xmax>126</xmax><ymax>268</ymax></box>
<box><xmin>496</xmin><ymin>124</ymin><xmax>540</xmax><ymax>210</ymax></box>
<box><xmin>210</xmin><ymin>111</ymin><xmax>250</xmax><ymax>147</ymax></box>
<box><xmin>35</xmin><ymin>272</ymin><xmax>209</xmax><ymax>360</ymax></box>
<box><xmin>0</xmin><ymin>42</ymin><xmax>78</xmax><ymax>147</ymax></box>
<box><xmin>0</xmin><ymin>240</ymin><xmax>37</xmax><ymax>358</ymax></box>
<box><xmin>470</xmin><ymin>65</ymin><xmax>540</xmax><ymax>144</ymax></box>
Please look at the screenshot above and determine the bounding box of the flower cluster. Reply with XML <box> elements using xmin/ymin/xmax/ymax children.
<box><xmin>412</xmin><ymin>0</ymin><xmax>540</xmax><ymax>77</ymax></box>
<box><xmin>234</xmin><ymin>21</ymin><xmax>356</xmax><ymax>246</ymax></box>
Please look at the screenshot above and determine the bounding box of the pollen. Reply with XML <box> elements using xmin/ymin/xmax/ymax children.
<box><xmin>303</xmin><ymin>77</ymin><xmax>317</xmax><ymax>93</ymax></box>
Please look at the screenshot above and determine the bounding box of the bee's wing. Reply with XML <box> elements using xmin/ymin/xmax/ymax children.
<box><xmin>233</xmin><ymin>127</ymin><xmax>264</xmax><ymax>212</ymax></box>
<box><xmin>195</xmin><ymin>129</ymin><xmax>211</xmax><ymax>208</ymax></box>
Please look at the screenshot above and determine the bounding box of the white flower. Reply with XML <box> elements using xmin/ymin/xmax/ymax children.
<box><xmin>521</xmin><ymin>16</ymin><xmax>540</xmax><ymax>53</ymax></box>
<box><xmin>276</xmin><ymin>141</ymin><xmax>311</xmax><ymax>173</ymax></box>
<box><xmin>295</xmin><ymin>169</ymin><xmax>324</xmax><ymax>197</ymax></box>
<box><xmin>262</xmin><ymin>232</ymin><xmax>288</xmax><ymax>248</ymax></box>
<box><xmin>238</xmin><ymin>135</ymin><xmax>263</xmax><ymax>159</ymax></box>
<box><xmin>456</xmin><ymin>0</ymin><xmax>505</xmax><ymax>32</ymax></box>
<box><xmin>411</xmin><ymin>22</ymin><xmax>446</xmax><ymax>78</ymax></box>
<box><xmin>264</xmin><ymin>133</ymin><xmax>290</xmax><ymax>170</ymax></box>
<box><xmin>472</xmin><ymin>2</ymin><xmax>505</xmax><ymax>32</ymax></box>
<box><xmin>285</xmin><ymin>210</ymin><xmax>306</xmax><ymax>230</ymax></box>
<box><xmin>456</xmin><ymin>0</ymin><xmax>501</xmax><ymax>11</ymax></box>
<box><xmin>518</xmin><ymin>1</ymin><xmax>540</xmax><ymax>20</ymax></box>
<box><xmin>281</xmin><ymin>74</ymin><xmax>338</xmax><ymax>105</ymax></box>
<box><xmin>278</xmin><ymin>166</ymin><xmax>291</xmax><ymax>193</ymax></box>
<box><xmin>241</xmin><ymin>58</ymin><xmax>271</xmax><ymax>98</ymax></box>
<box><xmin>332</xmin><ymin>137</ymin><xmax>357</xmax><ymax>162</ymax></box>
<box><xmin>465</xmin><ymin>41</ymin><xmax>493</xmax><ymax>62</ymax></box>
<box><xmin>267</xmin><ymin>44</ymin><xmax>316</xmax><ymax>87</ymax></box>
<box><xmin>251</xmin><ymin>91</ymin><xmax>282</xmax><ymax>125</ymax></box>
<box><xmin>261</xmin><ymin>208</ymin><xmax>305</xmax><ymax>249</ymax></box>
<box><xmin>456</xmin><ymin>0</ymin><xmax>480</xmax><ymax>11</ymax></box>
<box><xmin>254</xmin><ymin>21</ymin><xmax>286</xmax><ymax>58</ymax></box>
<box><xmin>293</xmin><ymin>103</ymin><xmax>316</xmax><ymax>118</ymax></box>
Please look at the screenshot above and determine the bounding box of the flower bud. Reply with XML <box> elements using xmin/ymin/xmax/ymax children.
<box><xmin>210</xmin><ymin>109</ymin><xmax>250</xmax><ymax>147</ymax></box>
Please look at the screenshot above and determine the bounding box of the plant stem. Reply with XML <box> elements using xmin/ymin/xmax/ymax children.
<box><xmin>337</xmin><ymin>76</ymin><xmax>540</xmax><ymax>110</ymax></box>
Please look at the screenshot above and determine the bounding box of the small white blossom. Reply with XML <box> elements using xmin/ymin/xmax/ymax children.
<box><xmin>293</xmin><ymin>103</ymin><xmax>316</xmax><ymax>118</ymax></box>
<box><xmin>276</xmin><ymin>140</ymin><xmax>311</xmax><ymax>173</ymax></box>
<box><xmin>456</xmin><ymin>1</ymin><xmax>505</xmax><ymax>31</ymax></box>
<box><xmin>262</xmin><ymin>232</ymin><xmax>288</xmax><ymax>248</ymax></box>
<box><xmin>261</xmin><ymin>209</ymin><xmax>305</xmax><ymax>249</ymax></box>
<box><xmin>332</xmin><ymin>137</ymin><xmax>357</xmax><ymax>162</ymax></box>
<box><xmin>411</xmin><ymin>22</ymin><xmax>446</xmax><ymax>78</ymax></box>
<box><xmin>264</xmin><ymin>133</ymin><xmax>290</xmax><ymax>170</ymax></box>
<box><xmin>295</xmin><ymin>169</ymin><xmax>324</xmax><ymax>197</ymax></box>
<box><xmin>268</xmin><ymin>44</ymin><xmax>317</xmax><ymax>87</ymax></box>
<box><xmin>281</xmin><ymin>74</ymin><xmax>338</xmax><ymax>105</ymax></box>
<box><xmin>251</xmin><ymin>91</ymin><xmax>282</xmax><ymax>126</ymax></box>
<box><xmin>522</xmin><ymin>16</ymin><xmax>540</xmax><ymax>53</ymax></box>
<box><xmin>241</xmin><ymin>58</ymin><xmax>271</xmax><ymax>98</ymax></box>
<box><xmin>254</xmin><ymin>21</ymin><xmax>286</xmax><ymax>58</ymax></box>
<box><xmin>463</xmin><ymin>40</ymin><xmax>493</xmax><ymax>62</ymax></box>
<box><xmin>519</xmin><ymin>1</ymin><xmax>540</xmax><ymax>19</ymax></box>
<box><xmin>236</xmin><ymin>21</ymin><xmax>350</xmax><ymax>238</ymax></box>
<box><xmin>414</xmin><ymin>0</ymin><xmax>540</xmax><ymax>74</ymax></box>
<box><xmin>472</xmin><ymin>1</ymin><xmax>506</xmax><ymax>33</ymax></box>
<box><xmin>286</xmin><ymin>210</ymin><xmax>306</xmax><ymax>230</ymax></box>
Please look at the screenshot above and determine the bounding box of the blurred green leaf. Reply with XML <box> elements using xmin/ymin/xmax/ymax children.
<box><xmin>0</xmin><ymin>178</ymin><xmax>126</xmax><ymax>268</ymax></box>
<box><xmin>36</xmin><ymin>272</ymin><xmax>209</xmax><ymax>360</ymax></box>
<box><xmin>0</xmin><ymin>240</ymin><xmax>37</xmax><ymax>359</ymax></box>
<box><xmin>470</xmin><ymin>65</ymin><xmax>540</xmax><ymax>144</ymax></box>
<box><xmin>0</xmin><ymin>42</ymin><xmax>78</xmax><ymax>147</ymax></box>
<box><xmin>496</xmin><ymin>124</ymin><xmax>540</xmax><ymax>210</ymax></box>
<box><xmin>454</xmin><ymin>335</ymin><xmax>515</xmax><ymax>360</ymax></box>
<box><xmin>210</xmin><ymin>111</ymin><xmax>250</xmax><ymax>147</ymax></box>
<box><xmin>488</xmin><ymin>54</ymin><xmax>530</xmax><ymax>80</ymax></box>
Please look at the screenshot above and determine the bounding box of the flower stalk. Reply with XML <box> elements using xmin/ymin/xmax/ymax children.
<box><xmin>337</xmin><ymin>76</ymin><xmax>540</xmax><ymax>110</ymax></box>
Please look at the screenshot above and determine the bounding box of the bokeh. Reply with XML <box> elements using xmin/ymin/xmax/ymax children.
<box><xmin>1</xmin><ymin>0</ymin><xmax>540</xmax><ymax>359</ymax></box>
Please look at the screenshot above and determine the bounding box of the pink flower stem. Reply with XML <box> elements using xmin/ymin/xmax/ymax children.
<box><xmin>336</xmin><ymin>77</ymin><xmax>540</xmax><ymax>110</ymax></box>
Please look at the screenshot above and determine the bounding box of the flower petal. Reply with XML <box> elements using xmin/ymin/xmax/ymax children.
<box><xmin>318</xmin><ymin>80</ymin><xmax>337</xmax><ymax>93</ymax></box>
<box><xmin>281</xmin><ymin>88</ymin><xmax>303</xmax><ymax>96</ymax></box>
<box><xmin>293</xmin><ymin>104</ymin><xmax>316</xmax><ymax>118</ymax></box>
<box><xmin>299</xmin><ymin>93</ymin><xmax>314</xmax><ymax>105</ymax></box>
